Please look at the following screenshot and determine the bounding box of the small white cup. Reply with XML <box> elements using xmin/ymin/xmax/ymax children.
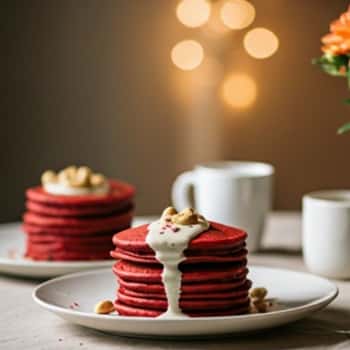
<box><xmin>171</xmin><ymin>161</ymin><xmax>274</xmax><ymax>252</ymax></box>
<box><xmin>303</xmin><ymin>190</ymin><xmax>350</xmax><ymax>279</ymax></box>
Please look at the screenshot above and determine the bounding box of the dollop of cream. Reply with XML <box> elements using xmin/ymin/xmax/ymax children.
<box><xmin>146</xmin><ymin>208</ymin><xmax>209</xmax><ymax>318</ymax></box>
<box><xmin>43</xmin><ymin>182</ymin><xmax>109</xmax><ymax>196</ymax></box>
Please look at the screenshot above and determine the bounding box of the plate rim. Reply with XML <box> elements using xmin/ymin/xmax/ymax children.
<box><xmin>32</xmin><ymin>265</ymin><xmax>339</xmax><ymax>322</ymax></box>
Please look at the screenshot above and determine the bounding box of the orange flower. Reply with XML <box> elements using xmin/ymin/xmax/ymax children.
<box><xmin>322</xmin><ymin>6</ymin><xmax>350</xmax><ymax>55</ymax></box>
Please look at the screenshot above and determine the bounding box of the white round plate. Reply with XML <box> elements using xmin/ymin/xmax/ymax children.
<box><xmin>0</xmin><ymin>223</ymin><xmax>114</xmax><ymax>278</ymax></box>
<box><xmin>0</xmin><ymin>218</ymin><xmax>155</xmax><ymax>278</ymax></box>
<box><xmin>33</xmin><ymin>266</ymin><xmax>338</xmax><ymax>338</ymax></box>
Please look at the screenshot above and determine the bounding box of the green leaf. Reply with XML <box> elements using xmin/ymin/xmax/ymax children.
<box><xmin>344</xmin><ymin>98</ymin><xmax>350</xmax><ymax>104</ymax></box>
<box><xmin>325</xmin><ymin>53</ymin><xmax>348</xmax><ymax>66</ymax></box>
<box><xmin>337</xmin><ymin>122</ymin><xmax>350</xmax><ymax>134</ymax></box>
<box><xmin>322</xmin><ymin>63</ymin><xmax>345</xmax><ymax>76</ymax></box>
<box><xmin>313</xmin><ymin>54</ymin><xmax>349</xmax><ymax>77</ymax></box>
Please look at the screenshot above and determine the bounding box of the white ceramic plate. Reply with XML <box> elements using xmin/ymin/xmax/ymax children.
<box><xmin>0</xmin><ymin>223</ymin><xmax>114</xmax><ymax>278</ymax></box>
<box><xmin>0</xmin><ymin>218</ymin><xmax>155</xmax><ymax>278</ymax></box>
<box><xmin>33</xmin><ymin>266</ymin><xmax>338</xmax><ymax>338</ymax></box>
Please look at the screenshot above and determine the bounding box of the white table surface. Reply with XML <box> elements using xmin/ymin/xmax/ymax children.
<box><xmin>1</xmin><ymin>212</ymin><xmax>350</xmax><ymax>350</ymax></box>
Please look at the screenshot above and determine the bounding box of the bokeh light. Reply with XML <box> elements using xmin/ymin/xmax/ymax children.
<box><xmin>244</xmin><ymin>28</ymin><xmax>279</xmax><ymax>59</ymax></box>
<box><xmin>171</xmin><ymin>40</ymin><xmax>204</xmax><ymax>71</ymax></box>
<box><xmin>176</xmin><ymin>0</ymin><xmax>211</xmax><ymax>28</ymax></box>
<box><xmin>220</xmin><ymin>0</ymin><xmax>255</xmax><ymax>30</ymax></box>
<box><xmin>221</xmin><ymin>73</ymin><xmax>257</xmax><ymax>108</ymax></box>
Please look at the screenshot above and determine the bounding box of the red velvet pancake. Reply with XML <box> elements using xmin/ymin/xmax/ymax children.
<box><xmin>112</xmin><ymin>222</ymin><xmax>247</xmax><ymax>254</ymax></box>
<box><xmin>23</xmin><ymin>223</ymin><xmax>128</xmax><ymax>236</ymax></box>
<box><xmin>118</xmin><ymin>280</ymin><xmax>252</xmax><ymax>300</ymax></box>
<box><xmin>113</xmin><ymin>260</ymin><xmax>248</xmax><ymax>284</ymax></box>
<box><xmin>25</xmin><ymin>249</ymin><xmax>111</xmax><ymax>261</ymax></box>
<box><xmin>25</xmin><ymin>231</ymin><xmax>116</xmax><ymax>244</ymax></box>
<box><xmin>118</xmin><ymin>290</ymin><xmax>249</xmax><ymax>311</ymax></box>
<box><xmin>118</xmin><ymin>275</ymin><xmax>248</xmax><ymax>294</ymax></box>
<box><xmin>26</xmin><ymin>180</ymin><xmax>135</xmax><ymax>207</ymax></box>
<box><xmin>111</xmin><ymin>247</ymin><xmax>248</xmax><ymax>265</ymax></box>
<box><xmin>26</xmin><ymin>199</ymin><xmax>134</xmax><ymax>217</ymax></box>
<box><xmin>111</xmin><ymin>242</ymin><xmax>245</xmax><ymax>259</ymax></box>
<box><xmin>23</xmin><ymin>210</ymin><xmax>133</xmax><ymax>230</ymax></box>
<box><xmin>114</xmin><ymin>300</ymin><xmax>250</xmax><ymax>317</ymax></box>
<box><xmin>26</xmin><ymin>241</ymin><xmax>113</xmax><ymax>253</ymax></box>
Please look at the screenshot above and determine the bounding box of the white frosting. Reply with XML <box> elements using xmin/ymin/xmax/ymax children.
<box><xmin>43</xmin><ymin>182</ymin><xmax>109</xmax><ymax>196</ymax></box>
<box><xmin>146</xmin><ymin>216</ymin><xmax>209</xmax><ymax>318</ymax></box>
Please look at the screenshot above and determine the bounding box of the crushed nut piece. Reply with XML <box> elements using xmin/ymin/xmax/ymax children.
<box><xmin>65</xmin><ymin>165</ymin><xmax>78</xmax><ymax>176</ymax></box>
<box><xmin>171</xmin><ymin>208</ymin><xmax>199</xmax><ymax>225</ymax></box>
<box><xmin>161</xmin><ymin>207</ymin><xmax>178</xmax><ymax>218</ymax></box>
<box><xmin>249</xmin><ymin>286</ymin><xmax>272</xmax><ymax>314</ymax></box>
<box><xmin>94</xmin><ymin>300</ymin><xmax>115</xmax><ymax>314</ymax></box>
<box><xmin>57</xmin><ymin>169</ymin><xmax>72</xmax><ymax>185</ymax></box>
<box><xmin>71</xmin><ymin>166</ymin><xmax>91</xmax><ymax>187</ymax></box>
<box><xmin>249</xmin><ymin>287</ymin><xmax>268</xmax><ymax>300</ymax></box>
<box><xmin>41</xmin><ymin>170</ymin><xmax>57</xmax><ymax>184</ymax></box>
<box><xmin>90</xmin><ymin>173</ymin><xmax>106</xmax><ymax>187</ymax></box>
<box><xmin>251</xmin><ymin>298</ymin><xmax>268</xmax><ymax>313</ymax></box>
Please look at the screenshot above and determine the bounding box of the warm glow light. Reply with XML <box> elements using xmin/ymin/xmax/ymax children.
<box><xmin>244</xmin><ymin>28</ymin><xmax>279</xmax><ymax>59</ymax></box>
<box><xmin>220</xmin><ymin>0</ymin><xmax>255</xmax><ymax>30</ymax></box>
<box><xmin>176</xmin><ymin>0</ymin><xmax>211</xmax><ymax>28</ymax></box>
<box><xmin>198</xmin><ymin>56</ymin><xmax>224</xmax><ymax>85</ymax></box>
<box><xmin>171</xmin><ymin>40</ymin><xmax>204</xmax><ymax>71</ymax></box>
<box><xmin>221</xmin><ymin>73</ymin><xmax>257</xmax><ymax>108</ymax></box>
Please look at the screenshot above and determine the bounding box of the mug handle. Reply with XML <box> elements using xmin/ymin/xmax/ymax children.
<box><xmin>171</xmin><ymin>171</ymin><xmax>195</xmax><ymax>211</ymax></box>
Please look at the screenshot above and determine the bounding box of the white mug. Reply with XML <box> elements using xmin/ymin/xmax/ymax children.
<box><xmin>303</xmin><ymin>190</ymin><xmax>350</xmax><ymax>279</ymax></box>
<box><xmin>171</xmin><ymin>161</ymin><xmax>274</xmax><ymax>252</ymax></box>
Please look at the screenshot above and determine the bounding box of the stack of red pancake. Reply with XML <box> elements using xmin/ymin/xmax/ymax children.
<box><xmin>23</xmin><ymin>180</ymin><xmax>135</xmax><ymax>261</ymax></box>
<box><xmin>111</xmin><ymin>222</ymin><xmax>250</xmax><ymax>317</ymax></box>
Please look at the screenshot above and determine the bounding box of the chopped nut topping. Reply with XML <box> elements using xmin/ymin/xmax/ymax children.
<box><xmin>172</xmin><ymin>213</ymin><xmax>197</xmax><ymax>225</ymax></box>
<box><xmin>170</xmin><ymin>208</ymin><xmax>205</xmax><ymax>225</ymax></box>
<box><xmin>71</xmin><ymin>166</ymin><xmax>91</xmax><ymax>187</ymax></box>
<box><xmin>90</xmin><ymin>173</ymin><xmax>106</xmax><ymax>187</ymax></box>
<box><xmin>249</xmin><ymin>287</ymin><xmax>272</xmax><ymax>314</ymax></box>
<box><xmin>249</xmin><ymin>287</ymin><xmax>268</xmax><ymax>300</ymax></box>
<box><xmin>64</xmin><ymin>165</ymin><xmax>78</xmax><ymax>178</ymax></box>
<box><xmin>161</xmin><ymin>207</ymin><xmax>178</xmax><ymax>219</ymax></box>
<box><xmin>57</xmin><ymin>168</ymin><xmax>72</xmax><ymax>185</ymax></box>
<box><xmin>159</xmin><ymin>207</ymin><xmax>209</xmax><ymax>227</ymax></box>
<box><xmin>41</xmin><ymin>170</ymin><xmax>57</xmax><ymax>184</ymax></box>
<box><xmin>251</xmin><ymin>298</ymin><xmax>268</xmax><ymax>313</ymax></box>
<box><xmin>41</xmin><ymin>166</ymin><xmax>107</xmax><ymax>188</ymax></box>
<box><xmin>94</xmin><ymin>300</ymin><xmax>115</xmax><ymax>314</ymax></box>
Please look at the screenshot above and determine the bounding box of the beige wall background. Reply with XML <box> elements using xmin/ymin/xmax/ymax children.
<box><xmin>2</xmin><ymin>0</ymin><xmax>350</xmax><ymax>222</ymax></box>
